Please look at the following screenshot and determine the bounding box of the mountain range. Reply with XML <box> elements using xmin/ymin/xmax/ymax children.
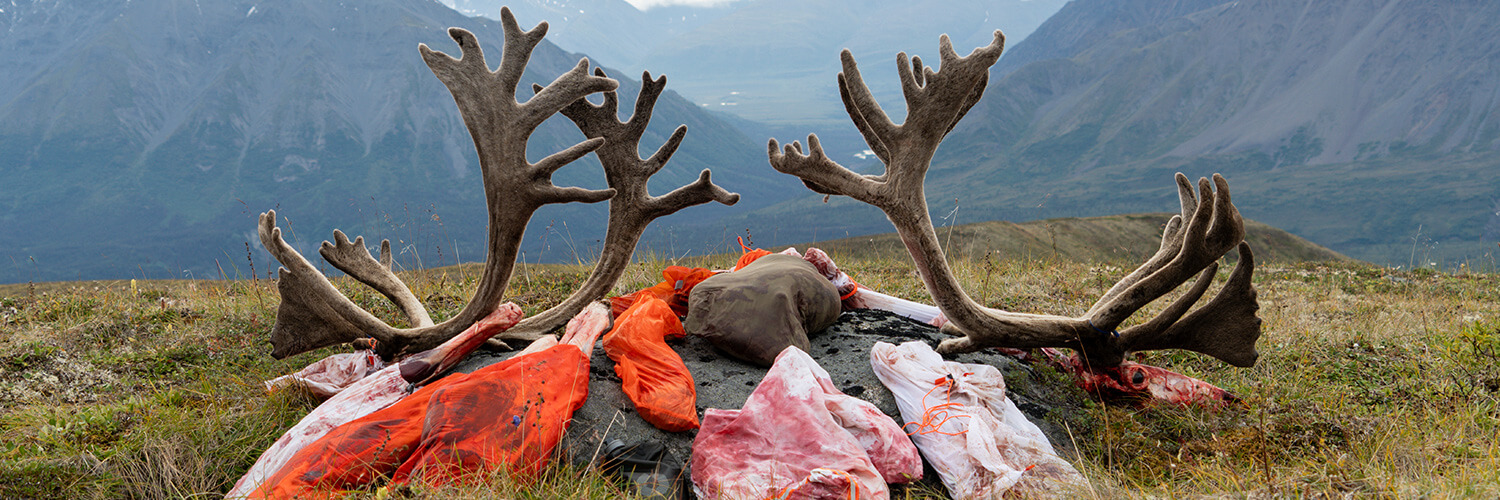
<box><xmin>729</xmin><ymin>0</ymin><xmax>1500</xmax><ymax>267</ymax></box>
<box><xmin>0</xmin><ymin>0</ymin><xmax>792</xmax><ymax>283</ymax></box>
<box><xmin>442</xmin><ymin>0</ymin><xmax>1069</xmax><ymax>125</ymax></box>
<box><xmin>4</xmin><ymin>0</ymin><xmax>1496</xmax><ymax>283</ymax></box>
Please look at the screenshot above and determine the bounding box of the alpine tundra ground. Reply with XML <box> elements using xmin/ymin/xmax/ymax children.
<box><xmin>1</xmin><ymin>248</ymin><xmax>1497</xmax><ymax>498</ymax></box>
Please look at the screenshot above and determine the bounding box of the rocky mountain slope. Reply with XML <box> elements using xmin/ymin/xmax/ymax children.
<box><xmin>0</xmin><ymin>0</ymin><xmax>790</xmax><ymax>283</ymax></box>
<box><xmin>739</xmin><ymin>0</ymin><xmax>1500</xmax><ymax>267</ymax></box>
<box><xmin>443</xmin><ymin>0</ymin><xmax>1068</xmax><ymax>125</ymax></box>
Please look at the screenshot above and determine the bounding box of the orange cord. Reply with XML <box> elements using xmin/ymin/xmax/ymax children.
<box><xmin>902</xmin><ymin>374</ymin><xmax>972</xmax><ymax>437</ymax></box>
<box><xmin>760</xmin><ymin>468</ymin><xmax>863</xmax><ymax>500</ymax></box>
<box><xmin>839</xmin><ymin>281</ymin><xmax>860</xmax><ymax>301</ymax></box>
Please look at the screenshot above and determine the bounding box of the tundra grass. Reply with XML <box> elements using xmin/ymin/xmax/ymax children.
<box><xmin>0</xmin><ymin>253</ymin><xmax>1497</xmax><ymax>498</ymax></box>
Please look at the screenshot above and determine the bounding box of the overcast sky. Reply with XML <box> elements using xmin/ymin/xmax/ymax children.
<box><xmin>622</xmin><ymin>0</ymin><xmax>742</xmax><ymax>10</ymax></box>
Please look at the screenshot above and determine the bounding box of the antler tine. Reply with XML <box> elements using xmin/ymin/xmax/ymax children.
<box><xmin>319</xmin><ymin>230</ymin><xmax>433</xmax><ymax>327</ymax></box>
<box><xmin>525</xmin><ymin>59</ymin><xmax>619</xmax><ymax>129</ymax></box>
<box><xmin>944</xmin><ymin>71</ymin><xmax>988</xmax><ymax>137</ymax></box>
<box><xmin>1113</xmin><ymin>264</ymin><xmax>1218</xmax><ymax>339</ymax></box>
<box><xmin>532</xmin><ymin>137</ymin><xmax>610</xmax><ymax>187</ymax></box>
<box><xmin>628</xmin><ymin>71</ymin><xmax>668</xmax><ymax>136</ymax></box>
<box><xmin>837</xmin><ymin>50</ymin><xmax>899</xmax><ymax>150</ymax></box>
<box><xmin>767</xmin><ymin>134</ymin><xmax>881</xmax><ymax>203</ymax></box>
<box><xmin>769</xmin><ymin>29</ymin><xmax>1261</xmax><ymax>370</ymax></box>
<box><xmin>378</xmin><ymin>239</ymin><xmax>393</xmax><ymax>268</ymax></box>
<box><xmin>1121</xmin><ymin>243</ymin><xmax>1262</xmax><ymax>367</ymax></box>
<box><xmin>643</xmin><ymin>125</ymin><xmax>686</xmax><ymax>175</ymax></box>
<box><xmin>650</xmin><ymin>169</ymin><xmax>741</xmax><ymax>216</ymax></box>
<box><xmin>496</xmin><ymin>7</ymin><xmax>547</xmax><ymax>102</ymax></box>
<box><xmin>258</xmin><ymin>211</ymin><xmax>403</xmax><ymax>358</ymax></box>
<box><xmin>1088</xmin><ymin>174</ymin><xmax>1245</xmax><ymax>331</ymax></box>
<box><xmin>550</xmin><ymin>69</ymin><xmax>667</xmax><ymax>158</ymax></box>
<box><xmin>503</xmin><ymin>67</ymin><xmax>740</xmax><ymax>339</ymax></box>
<box><xmin>256</xmin><ymin>17</ymin><xmax>626</xmax><ymax>360</ymax></box>
<box><xmin>1085</xmin><ymin>173</ymin><xmax>1195</xmax><ymax>317</ymax></box>
<box><xmin>838</xmin><ymin>74</ymin><xmax>891</xmax><ymax>165</ymax></box>
<box><xmin>897</xmin><ymin>32</ymin><xmax>1004</xmax><ymax>143</ymax></box>
<box><xmin>897</xmin><ymin>52</ymin><xmax>923</xmax><ymax>107</ymax></box>
<box><xmin>1205</xmin><ymin>174</ymin><xmax>1245</xmax><ymax>251</ymax></box>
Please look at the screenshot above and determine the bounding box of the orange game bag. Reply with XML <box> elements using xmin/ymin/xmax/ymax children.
<box><xmin>252</xmin><ymin>344</ymin><xmax>590</xmax><ymax>497</ymax></box>
<box><xmin>390</xmin><ymin>343</ymin><xmax>591</xmax><ymax>486</ymax></box>
<box><xmin>731</xmin><ymin>236</ymin><xmax>774</xmax><ymax>271</ymax></box>
<box><xmin>249</xmin><ymin>362</ymin><xmax>468</xmax><ymax>498</ymax></box>
<box><xmin>604</xmin><ymin>296</ymin><xmax>699</xmax><ymax>432</ymax></box>
<box><xmin>609</xmin><ymin>266</ymin><xmax>715</xmax><ymax>318</ymax></box>
<box><xmin>251</xmin><ymin>304</ymin><xmax>611</xmax><ymax>497</ymax></box>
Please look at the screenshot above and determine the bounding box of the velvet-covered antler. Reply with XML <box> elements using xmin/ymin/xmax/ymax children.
<box><xmin>501</xmin><ymin>69</ymin><xmax>741</xmax><ymax>337</ymax></box>
<box><xmin>258</xmin><ymin>8</ymin><xmax>639</xmax><ymax>360</ymax></box>
<box><xmin>767</xmin><ymin>30</ymin><xmax>1261</xmax><ymax>368</ymax></box>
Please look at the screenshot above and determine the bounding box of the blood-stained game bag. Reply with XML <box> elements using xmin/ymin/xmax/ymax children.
<box><xmin>691</xmin><ymin>347</ymin><xmax>912</xmax><ymax>499</ymax></box>
<box><xmin>250</xmin><ymin>305</ymin><xmax>610</xmax><ymax>497</ymax></box>
<box><xmin>870</xmin><ymin>341</ymin><xmax>1086</xmax><ymax>498</ymax></box>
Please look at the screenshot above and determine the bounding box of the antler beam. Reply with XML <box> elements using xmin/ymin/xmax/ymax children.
<box><xmin>258</xmin><ymin>8</ymin><xmax>675</xmax><ymax>360</ymax></box>
<box><xmin>767</xmin><ymin>30</ymin><xmax>1261</xmax><ymax>369</ymax></box>
<box><xmin>260</xmin><ymin>8</ymin><xmax>739</xmax><ymax>360</ymax></box>
<box><xmin>501</xmin><ymin>69</ymin><xmax>741</xmax><ymax>338</ymax></box>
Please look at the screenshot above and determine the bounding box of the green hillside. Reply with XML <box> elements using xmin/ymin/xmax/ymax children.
<box><xmin>803</xmin><ymin>213</ymin><xmax>1350</xmax><ymax>265</ymax></box>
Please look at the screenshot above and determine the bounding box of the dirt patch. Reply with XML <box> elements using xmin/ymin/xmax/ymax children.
<box><xmin>0</xmin><ymin>348</ymin><xmax>122</xmax><ymax>409</ymax></box>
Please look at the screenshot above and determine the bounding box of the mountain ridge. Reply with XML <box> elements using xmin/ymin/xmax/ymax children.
<box><xmin>0</xmin><ymin>0</ymin><xmax>792</xmax><ymax>284</ymax></box>
<box><xmin>734</xmin><ymin>0</ymin><xmax>1500</xmax><ymax>267</ymax></box>
<box><xmin>805</xmin><ymin>213</ymin><xmax>1349</xmax><ymax>266</ymax></box>
<box><xmin>441</xmin><ymin>0</ymin><xmax>1068</xmax><ymax>126</ymax></box>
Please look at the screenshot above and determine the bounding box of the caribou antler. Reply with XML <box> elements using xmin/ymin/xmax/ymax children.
<box><xmin>767</xmin><ymin>31</ymin><xmax>1261</xmax><ymax>368</ymax></box>
<box><xmin>258</xmin><ymin>8</ymin><xmax>639</xmax><ymax>360</ymax></box>
<box><xmin>501</xmin><ymin>69</ymin><xmax>740</xmax><ymax>336</ymax></box>
<box><xmin>319</xmin><ymin>232</ymin><xmax>433</xmax><ymax>328</ymax></box>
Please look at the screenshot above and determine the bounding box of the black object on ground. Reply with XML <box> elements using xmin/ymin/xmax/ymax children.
<box><xmin>597</xmin><ymin>439</ymin><xmax>684</xmax><ymax>500</ymax></box>
<box><xmin>452</xmin><ymin>308</ymin><xmax>1090</xmax><ymax>499</ymax></box>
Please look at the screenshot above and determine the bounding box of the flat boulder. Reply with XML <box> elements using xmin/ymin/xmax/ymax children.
<box><xmin>451</xmin><ymin>308</ymin><xmax>1087</xmax><ymax>497</ymax></box>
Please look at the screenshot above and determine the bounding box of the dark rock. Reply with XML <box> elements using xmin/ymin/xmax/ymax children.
<box><xmin>450</xmin><ymin>308</ymin><xmax>1089</xmax><ymax>497</ymax></box>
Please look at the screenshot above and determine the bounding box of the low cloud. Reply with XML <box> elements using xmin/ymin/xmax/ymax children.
<box><xmin>624</xmin><ymin>0</ymin><xmax>742</xmax><ymax>10</ymax></box>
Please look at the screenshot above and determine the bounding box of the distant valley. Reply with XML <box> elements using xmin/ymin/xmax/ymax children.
<box><xmin>443</xmin><ymin>0</ymin><xmax>1069</xmax><ymax>126</ymax></box>
<box><xmin>3</xmin><ymin>0</ymin><xmax>1496</xmax><ymax>284</ymax></box>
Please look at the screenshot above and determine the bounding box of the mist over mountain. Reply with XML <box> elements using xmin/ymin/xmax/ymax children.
<box><xmin>441</xmin><ymin>0</ymin><xmax>1068</xmax><ymax>127</ymax></box>
<box><xmin>0</xmin><ymin>0</ymin><xmax>789</xmax><ymax>283</ymax></box>
<box><xmin>441</xmin><ymin>0</ymin><xmax>736</xmax><ymax>71</ymax></box>
<box><xmin>6</xmin><ymin>0</ymin><xmax>1494</xmax><ymax>283</ymax></box>
<box><xmin>736</xmin><ymin>0</ymin><xmax>1500</xmax><ymax>267</ymax></box>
